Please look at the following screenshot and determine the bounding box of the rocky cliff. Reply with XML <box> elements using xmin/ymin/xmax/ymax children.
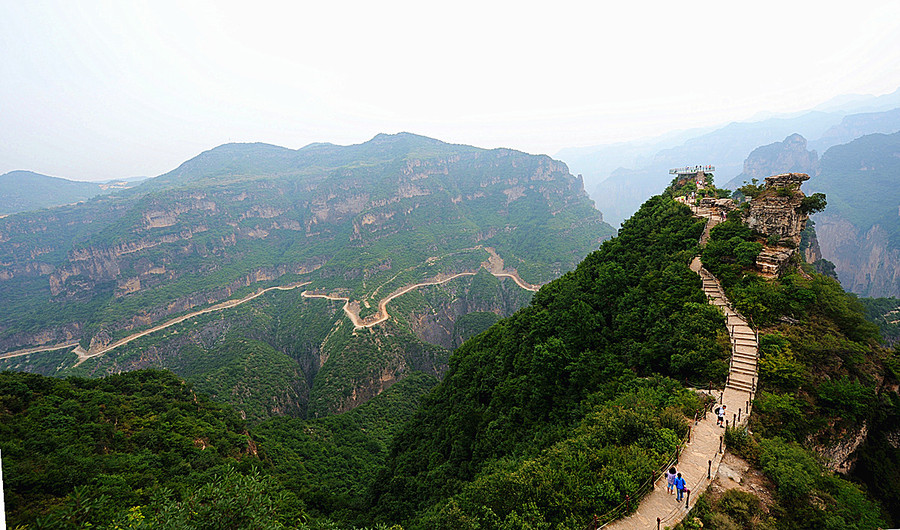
<box><xmin>0</xmin><ymin>133</ymin><xmax>613</xmax><ymax>355</ymax></box>
<box><xmin>725</xmin><ymin>133</ymin><xmax>819</xmax><ymax>190</ymax></box>
<box><xmin>1</xmin><ymin>133</ymin><xmax>614</xmax><ymax>421</ymax></box>
<box><xmin>742</xmin><ymin>173</ymin><xmax>814</xmax><ymax>277</ymax></box>
<box><xmin>804</xmin><ymin>131</ymin><xmax>900</xmax><ymax>297</ymax></box>
<box><xmin>815</xmin><ymin>213</ymin><xmax>900</xmax><ymax>297</ymax></box>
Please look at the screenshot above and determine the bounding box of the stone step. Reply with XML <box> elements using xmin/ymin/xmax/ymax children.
<box><xmin>731</xmin><ymin>356</ymin><xmax>757</xmax><ymax>368</ymax></box>
<box><xmin>730</xmin><ymin>366</ymin><xmax>757</xmax><ymax>378</ymax></box>
<box><xmin>728</xmin><ymin>374</ymin><xmax>756</xmax><ymax>388</ymax></box>
<box><xmin>731</xmin><ymin>353</ymin><xmax>758</xmax><ymax>364</ymax></box>
<box><xmin>727</xmin><ymin>379</ymin><xmax>755</xmax><ymax>393</ymax></box>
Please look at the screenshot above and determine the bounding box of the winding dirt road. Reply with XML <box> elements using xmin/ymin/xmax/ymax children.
<box><xmin>303</xmin><ymin>264</ymin><xmax>540</xmax><ymax>329</ymax></box>
<box><xmin>0</xmin><ymin>282</ymin><xmax>310</xmax><ymax>366</ymax></box>
<box><xmin>70</xmin><ymin>282</ymin><xmax>311</xmax><ymax>366</ymax></box>
<box><xmin>1</xmin><ymin>248</ymin><xmax>541</xmax><ymax>365</ymax></box>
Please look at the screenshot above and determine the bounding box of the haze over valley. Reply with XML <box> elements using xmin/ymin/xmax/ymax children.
<box><xmin>2</xmin><ymin>2</ymin><xmax>900</xmax><ymax>529</ymax></box>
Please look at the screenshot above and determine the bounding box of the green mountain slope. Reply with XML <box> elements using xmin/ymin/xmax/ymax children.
<box><xmin>0</xmin><ymin>133</ymin><xmax>613</xmax><ymax>418</ymax></box>
<box><xmin>0</xmin><ymin>367</ymin><xmax>438</xmax><ymax>529</ymax></box>
<box><xmin>807</xmin><ymin>131</ymin><xmax>900</xmax><ymax>296</ymax></box>
<box><xmin>370</xmin><ymin>195</ymin><xmax>725</xmax><ymax>527</ymax></box>
<box><xmin>690</xmin><ymin>210</ymin><xmax>893</xmax><ymax>528</ymax></box>
<box><xmin>372</xmin><ymin>187</ymin><xmax>896</xmax><ymax>529</ymax></box>
<box><xmin>0</xmin><ymin>369</ymin><xmax>291</xmax><ymax>528</ymax></box>
<box><xmin>0</xmin><ymin>170</ymin><xmax>117</xmax><ymax>215</ymax></box>
<box><xmin>3</xmin><ymin>177</ymin><xmax>896</xmax><ymax>529</ymax></box>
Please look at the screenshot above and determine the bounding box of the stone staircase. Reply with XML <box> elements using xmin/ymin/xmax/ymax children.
<box><xmin>601</xmin><ymin>208</ymin><xmax>758</xmax><ymax>529</ymax></box>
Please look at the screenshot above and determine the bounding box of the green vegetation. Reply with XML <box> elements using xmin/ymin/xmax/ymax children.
<box><xmin>370</xmin><ymin>195</ymin><xmax>724</xmax><ymax>528</ymax></box>
<box><xmin>0</xmin><ymin>369</ymin><xmax>282</xmax><ymax>528</ymax></box>
<box><xmin>798</xmin><ymin>192</ymin><xmax>827</xmax><ymax>215</ymax></box>
<box><xmin>452</xmin><ymin>311</ymin><xmax>502</xmax><ymax>346</ymax></box>
<box><xmin>0</xmin><ymin>170</ymin><xmax>113</xmax><ymax>216</ymax></box>
<box><xmin>254</xmin><ymin>372</ymin><xmax>438</xmax><ymax>526</ymax></box>
<box><xmin>0</xmin><ymin>133</ymin><xmax>611</xmax><ymax>426</ymax></box>
<box><xmin>859</xmin><ymin>297</ymin><xmax>900</xmax><ymax>346</ymax></box>
<box><xmin>0</xmin><ymin>367</ymin><xmax>439</xmax><ymax>529</ymax></box>
<box><xmin>4</xmin><ymin>169</ymin><xmax>897</xmax><ymax>528</ymax></box>
<box><xmin>0</xmin><ymin>133</ymin><xmax>613</xmax><ymax>355</ymax></box>
<box><xmin>692</xmin><ymin>194</ymin><xmax>896</xmax><ymax>527</ymax></box>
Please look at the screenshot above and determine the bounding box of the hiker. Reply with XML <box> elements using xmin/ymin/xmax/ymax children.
<box><xmin>674</xmin><ymin>472</ymin><xmax>686</xmax><ymax>502</ymax></box>
<box><xmin>715</xmin><ymin>404</ymin><xmax>726</xmax><ymax>427</ymax></box>
<box><xmin>666</xmin><ymin>466</ymin><xmax>676</xmax><ymax>494</ymax></box>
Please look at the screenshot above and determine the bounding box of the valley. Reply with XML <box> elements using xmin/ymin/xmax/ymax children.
<box><xmin>0</xmin><ymin>133</ymin><xmax>611</xmax><ymax>422</ymax></box>
<box><xmin>0</xmin><ymin>244</ymin><xmax>539</xmax><ymax>366</ymax></box>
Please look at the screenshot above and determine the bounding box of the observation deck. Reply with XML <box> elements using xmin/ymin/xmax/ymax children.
<box><xmin>669</xmin><ymin>165</ymin><xmax>715</xmax><ymax>175</ymax></box>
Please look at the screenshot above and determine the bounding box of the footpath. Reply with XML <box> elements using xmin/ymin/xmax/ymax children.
<box><xmin>602</xmin><ymin>208</ymin><xmax>758</xmax><ymax>530</ymax></box>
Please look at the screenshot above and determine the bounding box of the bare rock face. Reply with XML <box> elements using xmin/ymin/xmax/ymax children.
<box><xmin>815</xmin><ymin>421</ymin><xmax>869</xmax><ymax>474</ymax></box>
<box><xmin>816</xmin><ymin>214</ymin><xmax>900</xmax><ymax>297</ymax></box>
<box><xmin>734</xmin><ymin>134</ymin><xmax>819</xmax><ymax>187</ymax></box>
<box><xmin>743</xmin><ymin>173</ymin><xmax>812</xmax><ymax>277</ymax></box>
<box><xmin>745</xmin><ymin>174</ymin><xmax>810</xmax><ymax>243</ymax></box>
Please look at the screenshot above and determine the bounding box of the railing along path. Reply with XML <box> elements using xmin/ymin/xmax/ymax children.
<box><xmin>586</xmin><ymin>204</ymin><xmax>759</xmax><ymax>530</ymax></box>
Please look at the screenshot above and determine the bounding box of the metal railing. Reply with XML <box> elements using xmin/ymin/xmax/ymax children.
<box><xmin>582</xmin><ymin>401</ymin><xmax>717</xmax><ymax>529</ymax></box>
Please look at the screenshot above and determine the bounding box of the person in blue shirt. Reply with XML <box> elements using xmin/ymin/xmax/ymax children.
<box><xmin>674</xmin><ymin>472</ymin><xmax>686</xmax><ymax>502</ymax></box>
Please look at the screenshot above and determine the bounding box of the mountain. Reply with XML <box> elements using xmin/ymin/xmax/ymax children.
<box><xmin>723</xmin><ymin>133</ymin><xmax>820</xmax><ymax>190</ymax></box>
<box><xmin>554</xmin><ymin>125</ymin><xmax>718</xmax><ymax>191</ymax></box>
<box><xmin>370</xmin><ymin>180</ymin><xmax>895</xmax><ymax>528</ymax></box>
<box><xmin>0</xmin><ymin>170</ymin><xmax>128</xmax><ymax>215</ymax></box>
<box><xmin>2</xmin><ymin>174</ymin><xmax>895</xmax><ymax>528</ymax></box>
<box><xmin>810</xmin><ymin>107</ymin><xmax>900</xmax><ymax>153</ymax></box>
<box><xmin>558</xmin><ymin>89</ymin><xmax>900</xmax><ymax>227</ymax></box>
<box><xmin>813</xmin><ymin>86</ymin><xmax>900</xmax><ymax>114</ymax></box>
<box><xmin>806</xmin><ymin>131</ymin><xmax>900</xmax><ymax>297</ymax></box>
<box><xmin>0</xmin><ymin>132</ymin><xmax>614</xmax><ymax>419</ymax></box>
<box><xmin>576</xmin><ymin>111</ymin><xmax>843</xmax><ymax>226</ymax></box>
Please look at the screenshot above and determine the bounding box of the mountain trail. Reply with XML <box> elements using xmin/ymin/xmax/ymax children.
<box><xmin>0</xmin><ymin>282</ymin><xmax>311</xmax><ymax>367</ymax></box>
<box><xmin>601</xmin><ymin>205</ymin><xmax>757</xmax><ymax>530</ymax></box>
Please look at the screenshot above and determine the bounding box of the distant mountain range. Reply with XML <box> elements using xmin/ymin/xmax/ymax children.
<box><xmin>0</xmin><ymin>170</ymin><xmax>140</xmax><ymax>215</ymax></box>
<box><xmin>558</xmin><ymin>87</ymin><xmax>900</xmax><ymax>227</ymax></box>
<box><xmin>707</xmin><ymin>128</ymin><xmax>900</xmax><ymax>298</ymax></box>
<box><xmin>0</xmin><ymin>132</ymin><xmax>614</xmax><ymax>419</ymax></box>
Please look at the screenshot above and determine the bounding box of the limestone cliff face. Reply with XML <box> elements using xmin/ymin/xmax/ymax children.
<box><xmin>744</xmin><ymin>174</ymin><xmax>810</xmax><ymax>244</ymax></box>
<box><xmin>742</xmin><ymin>173</ymin><xmax>813</xmax><ymax>277</ymax></box>
<box><xmin>729</xmin><ymin>134</ymin><xmax>818</xmax><ymax>189</ymax></box>
<box><xmin>815</xmin><ymin>213</ymin><xmax>900</xmax><ymax>297</ymax></box>
<box><xmin>403</xmin><ymin>274</ymin><xmax>534</xmax><ymax>349</ymax></box>
<box><xmin>1</xmin><ymin>134</ymin><xmax>613</xmax><ymax>424</ymax></box>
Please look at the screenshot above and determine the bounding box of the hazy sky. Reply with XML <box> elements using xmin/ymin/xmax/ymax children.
<box><xmin>3</xmin><ymin>0</ymin><xmax>900</xmax><ymax>181</ymax></box>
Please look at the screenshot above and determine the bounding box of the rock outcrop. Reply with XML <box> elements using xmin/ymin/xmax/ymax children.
<box><xmin>726</xmin><ymin>134</ymin><xmax>818</xmax><ymax>190</ymax></box>
<box><xmin>743</xmin><ymin>173</ymin><xmax>813</xmax><ymax>277</ymax></box>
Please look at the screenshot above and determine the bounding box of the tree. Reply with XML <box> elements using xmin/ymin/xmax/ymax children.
<box><xmin>799</xmin><ymin>193</ymin><xmax>827</xmax><ymax>215</ymax></box>
<box><xmin>737</xmin><ymin>179</ymin><xmax>764</xmax><ymax>200</ymax></box>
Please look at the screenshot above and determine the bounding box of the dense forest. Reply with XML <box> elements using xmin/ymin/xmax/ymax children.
<box><xmin>0</xmin><ymin>369</ymin><xmax>435</xmax><ymax>528</ymax></box>
<box><xmin>3</xmin><ymin>189</ymin><xmax>897</xmax><ymax>529</ymax></box>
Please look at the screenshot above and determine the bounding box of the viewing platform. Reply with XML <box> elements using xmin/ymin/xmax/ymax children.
<box><xmin>669</xmin><ymin>165</ymin><xmax>715</xmax><ymax>175</ymax></box>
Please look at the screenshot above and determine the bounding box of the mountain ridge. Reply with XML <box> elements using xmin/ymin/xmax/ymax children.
<box><xmin>0</xmin><ymin>132</ymin><xmax>613</xmax><ymax>421</ymax></box>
